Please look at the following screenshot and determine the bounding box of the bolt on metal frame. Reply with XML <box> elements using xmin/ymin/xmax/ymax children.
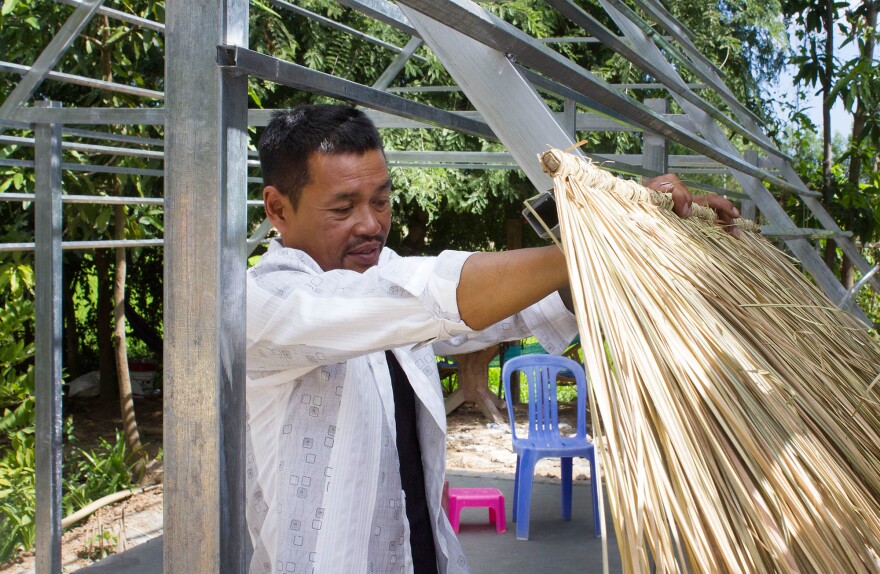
<box><xmin>1</xmin><ymin>0</ymin><xmax>877</xmax><ymax>572</ymax></box>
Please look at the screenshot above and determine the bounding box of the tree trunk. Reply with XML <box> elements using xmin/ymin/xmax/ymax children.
<box><xmin>400</xmin><ymin>204</ymin><xmax>429</xmax><ymax>255</ymax></box>
<box><xmin>824</xmin><ymin>240</ymin><xmax>838</xmax><ymax>271</ymax></box>
<box><xmin>841</xmin><ymin>253</ymin><xmax>855</xmax><ymax>289</ymax></box>
<box><xmin>842</xmin><ymin>2</ymin><xmax>877</xmax><ymax>294</ymax></box>
<box><xmin>820</xmin><ymin>0</ymin><xmax>837</xmax><ymax>275</ymax></box>
<box><xmin>63</xmin><ymin>256</ymin><xmax>83</xmax><ymax>380</ymax></box>
<box><xmin>821</xmin><ymin>0</ymin><xmax>835</xmax><ymax>204</ymax></box>
<box><xmin>95</xmin><ymin>250</ymin><xmax>117</xmax><ymax>400</ymax></box>
<box><xmin>451</xmin><ymin>346</ymin><xmax>505</xmax><ymax>424</ymax></box>
<box><xmin>504</xmin><ymin>215</ymin><xmax>523</xmax><ymax>405</ymax></box>
<box><xmin>113</xmin><ymin>202</ymin><xmax>145</xmax><ymax>479</ymax></box>
<box><xmin>847</xmin><ymin>1</ymin><xmax>876</xmax><ymax>187</ymax></box>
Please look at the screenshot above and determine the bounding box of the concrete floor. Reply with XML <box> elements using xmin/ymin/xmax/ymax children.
<box><xmin>78</xmin><ymin>471</ymin><xmax>621</xmax><ymax>574</ymax></box>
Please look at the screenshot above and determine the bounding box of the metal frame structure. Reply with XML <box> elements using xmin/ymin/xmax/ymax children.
<box><xmin>1</xmin><ymin>0</ymin><xmax>875</xmax><ymax>572</ymax></box>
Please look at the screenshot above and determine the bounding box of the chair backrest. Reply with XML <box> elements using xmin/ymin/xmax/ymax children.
<box><xmin>501</xmin><ymin>354</ymin><xmax>588</xmax><ymax>443</ymax></box>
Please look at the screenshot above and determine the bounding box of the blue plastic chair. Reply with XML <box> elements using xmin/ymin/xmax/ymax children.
<box><xmin>502</xmin><ymin>354</ymin><xmax>601</xmax><ymax>540</ymax></box>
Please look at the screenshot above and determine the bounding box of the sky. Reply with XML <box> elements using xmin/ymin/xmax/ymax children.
<box><xmin>769</xmin><ymin>2</ymin><xmax>862</xmax><ymax>138</ymax></box>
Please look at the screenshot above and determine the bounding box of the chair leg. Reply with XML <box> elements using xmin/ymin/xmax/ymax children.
<box><xmin>561</xmin><ymin>456</ymin><xmax>573</xmax><ymax>521</ymax></box>
<box><xmin>449</xmin><ymin>497</ymin><xmax>460</xmax><ymax>534</ymax></box>
<box><xmin>512</xmin><ymin>454</ymin><xmax>521</xmax><ymax>523</ymax></box>
<box><xmin>515</xmin><ymin>451</ymin><xmax>538</xmax><ymax>540</ymax></box>
<box><xmin>494</xmin><ymin>500</ymin><xmax>507</xmax><ymax>534</ymax></box>
<box><xmin>590</xmin><ymin>452</ymin><xmax>601</xmax><ymax>537</ymax></box>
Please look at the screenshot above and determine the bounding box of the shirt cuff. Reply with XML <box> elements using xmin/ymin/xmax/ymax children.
<box><xmin>520</xmin><ymin>291</ymin><xmax>579</xmax><ymax>355</ymax></box>
<box><xmin>376</xmin><ymin>249</ymin><xmax>474</xmax><ymax>324</ymax></box>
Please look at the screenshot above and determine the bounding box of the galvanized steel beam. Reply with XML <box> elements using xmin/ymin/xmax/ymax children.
<box><xmin>163</xmin><ymin>0</ymin><xmax>248</xmax><ymax>571</ymax></box>
<box><xmin>12</xmin><ymin>107</ymin><xmax>166</xmax><ymax>125</ymax></box>
<box><xmin>643</xmin><ymin>99</ymin><xmax>668</xmax><ymax>173</ymax></box>
<box><xmin>61</xmin><ymin>127</ymin><xmax>164</xmax><ymax>147</ymax></box>
<box><xmin>219</xmin><ymin>46</ymin><xmax>497</xmax><ymax>141</ymax></box>
<box><xmin>335</xmin><ymin>0</ymin><xmax>417</xmax><ymax>36</ymax></box>
<box><xmin>397</xmin><ymin>6</ymin><xmax>576</xmax><ymax>195</ymax></box>
<box><xmin>268</xmin><ymin>0</ymin><xmax>427</xmax><ymax>63</ymax></box>
<box><xmin>55</xmin><ymin>0</ymin><xmax>164</xmax><ymax>32</ymax></box>
<box><xmin>0</xmin><ymin>60</ymin><xmax>164</xmax><ymax>100</ymax></box>
<box><xmin>0</xmin><ymin>239</ymin><xmax>166</xmax><ymax>251</ymax></box>
<box><xmin>774</xmin><ymin>158</ymin><xmax>880</xmax><ymax>294</ymax></box>
<box><xmin>0</xmin><ymin>134</ymin><xmax>164</xmax><ymax>159</ymax></box>
<box><xmin>0</xmin><ymin>158</ymin><xmax>164</xmax><ymax>177</ymax></box>
<box><xmin>386</xmin><ymin>82</ymin><xmax>709</xmax><ymax>92</ymax></box>
<box><xmin>606</xmin><ymin>0</ymin><xmax>766</xmax><ymax>130</ymax></box>
<box><xmin>373</xmin><ymin>37</ymin><xmax>424</xmax><ymax>90</ymax></box>
<box><xmin>34</xmin><ymin>101</ymin><xmax>64</xmax><ymax>574</ymax></box>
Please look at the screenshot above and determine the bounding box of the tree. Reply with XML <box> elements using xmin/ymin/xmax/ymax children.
<box><xmin>784</xmin><ymin>0</ymin><xmax>880</xmax><ymax>287</ymax></box>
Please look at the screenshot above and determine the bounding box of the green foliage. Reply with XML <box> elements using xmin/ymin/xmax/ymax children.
<box><xmin>781</xmin><ymin>0</ymin><xmax>880</xmax><ymax>265</ymax></box>
<box><xmin>0</xmin><ymin>428</ymin><xmax>35</xmax><ymax>561</ymax></box>
<box><xmin>0</xmin><ymin>257</ymin><xmax>35</xmax><ymax>413</ymax></box>
<box><xmin>78</xmin><ymin>528</ymin><xmax>118</xmax><ymax>560</ymax></box>
<box><xmin>0</xmin><ymin>425</ymin><xmax>136</xmax><ymax>562</ymax></box>
<box><xmin>64</xmin><ymin>430</ymin><xmax>136</xmax><ymax>514</ymax></box>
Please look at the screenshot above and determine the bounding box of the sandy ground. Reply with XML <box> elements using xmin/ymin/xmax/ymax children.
<box><xmin>0</xmin><ymin>401</ymin><xmax>592</xmax><ymax>573</ymax></box>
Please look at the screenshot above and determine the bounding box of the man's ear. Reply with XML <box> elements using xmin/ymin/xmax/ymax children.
<box><xmin>263</xmin><ymin>186</ymin><xmax>289</xmax><ymax>226</ymax></box>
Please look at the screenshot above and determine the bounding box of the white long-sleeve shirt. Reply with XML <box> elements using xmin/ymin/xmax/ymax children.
<box><xmin>245</xmin><ymin>240</ymin><xmax>578</xmax><ymax>574</ymax></box>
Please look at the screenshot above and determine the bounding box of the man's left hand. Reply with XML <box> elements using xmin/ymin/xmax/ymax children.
<box><xmin>693</xmin><ymin>194</ymin><xmax>741</xmax><ymax>238</ymax></box>
<box><xmin>643</xmin><ymin>173</ymin><xmax>740</xmax><ymax>237</ymax></box>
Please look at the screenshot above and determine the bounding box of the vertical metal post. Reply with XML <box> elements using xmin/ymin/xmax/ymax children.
<box><xmin>164</xmin><ymin>0</ymin><xmax>249</xmax><ymax>572</ymax></box>
<box><xmin>563</xmin><ymin>98</ymin><xmax>577</xmax><ymax>141</ymax></box>
<box><xmin>741</xmin><ymin>149</ymin><xmax>758</xmax><ymax>221</ymax></box>
<box><xmin>34</xmin><ymin>100</ymin><xmax>63</xmax><ymax>574</ymax></box>
<box><xmin>643</xmin><ymin>98</ymin><xmax>668</xmax><ymax>174</ymax></box>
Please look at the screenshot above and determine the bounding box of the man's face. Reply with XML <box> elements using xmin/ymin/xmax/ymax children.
<box><xmin>265</xmin><ymin>149</ymin><xmax>392</xmax><ymax>273</ymax></box>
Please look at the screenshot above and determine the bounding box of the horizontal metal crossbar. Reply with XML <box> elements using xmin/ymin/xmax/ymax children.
<box><xmin>0</xmin><ymin>239</ymin><xmax>165</xmax><ymax>251</ymax></box>
<box><xmin>217</xmin><ymin>45</ymin><xmax>497</xmax><ymax>141</ymax></box>
<box><xmin>0</xmin><ymin>60</ymin><xmax>164</xmax><ymax>100</ymax></box>
<box><xmin>0</xmin><ymin>134</ymin><xmax>163</xmax><ymax>158</ymax></box>
<box><xmin>760</xmin><ymin>227</ymin><xmax>854</xmax><ymax>239</ymax></box>
<box><xmin>0</xmin><ymin>157</ymin><xmax>163</xmax><ymax>177</ymax></box>
<box><xmin>268</xmin><ymin>0</ymin><xmax>427</xmax><ymax>63</ymax></box>
<box><xmin>13</xmin><ymin>107</ymin><xmax>166</xmax><ymax>125</ymax></box>
<box><xmin>386</xmin><ymin>82</ymin><xmax>709</xmax><ymax>93</ymax></box>
<box><xmin>56</xmin><ymin>0</ymin><xmax>164</xmax><ymax>32</ymax></box>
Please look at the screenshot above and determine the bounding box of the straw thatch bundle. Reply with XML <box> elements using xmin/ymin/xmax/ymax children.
<box><xmin>540</xmin><ymin>148</ymin><xmax>880</xmax><ymax>574</ymax></box>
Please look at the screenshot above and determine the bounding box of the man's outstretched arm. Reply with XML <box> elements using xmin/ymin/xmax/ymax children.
<box><xmin>457</xmin><ymin>246</ymin><xmax>568</xmax><ymax>331</ymax></box>
<box><xmin>457</xmin><ymin>174</ymin><xmax>741</xmax><ymax>331</ymax></box>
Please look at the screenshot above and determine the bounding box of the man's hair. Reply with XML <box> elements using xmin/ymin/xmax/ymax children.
<box><xmin>258</xmin><ymin>104</ymin><xmax>384</xmax><ymax>210</ymax></box>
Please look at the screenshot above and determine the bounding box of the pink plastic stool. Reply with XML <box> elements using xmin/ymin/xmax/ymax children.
<box><xmin>447</xmin><ymin>487</ymin><xmax>507</xmax><ymax>534</ymax></box>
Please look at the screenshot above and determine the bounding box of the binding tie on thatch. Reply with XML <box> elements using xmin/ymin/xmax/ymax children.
<box><xmin>539</xmin><ymin>147</ymin><xmax>761</xmax><ymax>234</ymax></box>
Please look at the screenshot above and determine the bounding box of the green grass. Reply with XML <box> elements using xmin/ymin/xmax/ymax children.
<box><xmin>485</xmin><ymin>366</ymin><xmax>578</xmax><ymax>403</ymax></box>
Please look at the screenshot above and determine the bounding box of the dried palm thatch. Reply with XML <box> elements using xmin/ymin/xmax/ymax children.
<box><xmin>539</xmin><ymin>148</ymin><xmax>880</xmax><ymax>574</ymax></box>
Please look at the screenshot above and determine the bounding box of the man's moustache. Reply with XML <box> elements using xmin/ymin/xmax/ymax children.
<box><xmin>347</xmin><ymin>236</ymin><xmax>386</xmax><ymax>252</ymax></box>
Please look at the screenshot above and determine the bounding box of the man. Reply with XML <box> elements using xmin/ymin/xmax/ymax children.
<box><xmin>245</xmin><ymin>104</ymin><xmax>738</xmax><ymax>574</ymax></box>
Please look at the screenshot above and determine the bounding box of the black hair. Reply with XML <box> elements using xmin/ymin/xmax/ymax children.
<box><xmin>258</xmin><ymin>104</ymin><xmax>384</xmax><ymax>209</ymax></box>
